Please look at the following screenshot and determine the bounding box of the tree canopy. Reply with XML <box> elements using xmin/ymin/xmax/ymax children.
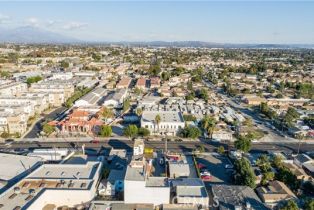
<box><xmin>234</xmin><ymin>157</ymin><xmax>256</xmax><ymax>188</ymax></box>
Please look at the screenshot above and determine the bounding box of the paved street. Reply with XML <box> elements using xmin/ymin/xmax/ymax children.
<box><xmin>23</xmin><ymin>107</ymin><xmax>68</xmax><ymax>138</ymax></box>
<box><xmin>1</xmin><ymin>139</ymin><xmax>313</xmax><ymax>154</ymax></box>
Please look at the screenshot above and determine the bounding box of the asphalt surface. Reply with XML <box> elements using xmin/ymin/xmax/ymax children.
<box><xmin>23</xmin><ymin>107</ymin><xmax>68</xmax><ymax>138</ymax></box>
<box><xmin>1</xmin><ymin>139</ymin><xmax>313</xmax><ymax>154</ymax></box>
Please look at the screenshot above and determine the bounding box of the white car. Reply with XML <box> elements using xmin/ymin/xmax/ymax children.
<box><xmin>200</xmin><ymin>171</ymin><xmax>211</xmax><ymax>176</ymax></box>
<box><xmin>225</xmin><ymin>164</ymin><xmax>234</xmax><ymax>169</ymax></box>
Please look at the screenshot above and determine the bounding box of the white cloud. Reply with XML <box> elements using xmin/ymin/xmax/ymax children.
<box><xmin>0</xmin><ymin>13</ymin><xmax>11</xmax><ymax>24</ymax></box>
<box><xmin>63</xmin><ymin>21</ymin><xmax>88</xmax><ymax>30</ymax></box>
<box><xmin>26</xmin><ymin>17</ymin><xmax>40</xmax><ymax>27</ymax></box>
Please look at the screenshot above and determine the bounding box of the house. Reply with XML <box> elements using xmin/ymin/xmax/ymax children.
<box><xmin>171</xmin><ymin>178</ymin><xmax>209</xmax><ymax>207</ymax></box>
<box><xmin>256</xmin><ymin>180</ymin><xmax>297</xmax><ymax>208</ymax></box>
<box><xmin>135</xmin><ymin>77</ymin><xmax>147</xmax><ymax>90</ymax></box>
<box><xmin>103</xmin><ymin>89</ymin><xmax>128</xmax><ymax>108</ymax></box>
<box><xmin>150</xmin><ymin>77</ymin><xmax>160</xmax><ymax>89</ymax></box>
<box><xmin>116</xmin><ymin>77</ymin><xmax>132</xmax><ymax>89</ymax></box>
<box><xmin>140</xmin><ymin>111</ymin><xmax>185</xmax><ymax>136</ymax></box>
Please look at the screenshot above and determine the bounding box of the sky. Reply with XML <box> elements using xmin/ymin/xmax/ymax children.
<box><xmin>0</xmin><ymin>1</ymin><xmax>314</xmax><ymax>44</ymax></box>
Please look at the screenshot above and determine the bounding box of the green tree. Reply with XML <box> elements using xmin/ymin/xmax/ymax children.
<box><xmin>123</xmin><ymin>124</ymin><xmax>138</xmax><ymax>138</ymax></box>
<box><xmin>217</xmin><ymin>146</ymin><xmax>225</xmax><ymax>155</ymax></box>
<box><xmin>256</xmin><ymin>154</ymin><xmax>271</xmax><ymax>173</ymax></box>
<box><xmin>155</xmin><ymin>114</ymin><xmax>161</xmax><ymax>132</ymax></box>
<box><xmin>234</xmin><ymin>157</ymin><xmax>256</xmax><ymax>188</ymax></box>
<box><xmin>138</xmin><ymin>127</ymin><xmax>150</xmax><ymax>137</ymax></box>
<box><xmin>304</xmin><ymin>199</ymin><xmax>314</xmax><ymax>210</ymax></box>
<box><xmin>26</xmin><ymin>76</ymin><xmax>42</xmax><ymax>85</ymax></box>
<box><xmin>42</xmin><ymin>123</ymin><xmax>54</xmax><ymax>136</ymax></box>
<box><xmin>200</xmin><ymin>115</ymin><xmax>216</xmax><ymax>138</ymax></box>
<box><xmin>123</xmin><ymin>99</ymin><xmax>130</xmax><ymax>112</ymax></box>
<box><xmin>196</xmin><ymin>88</ymin><xmax>209</xmax><ymax>101</ymax></box>
<box><xmin>161</xmin><ymin>72</ymin><xmax>170</xmax><ymax>81</ymax></box>
<box><xmin>99</xmin><ymin>125</ymin><xmax>112</xmax><ymax>137</ymax></box>
<box><xmin>0</xmin><ymin>132</ymin><xmax>10</xmax><ymax>138</ymax></box>
<box><xmin>234</xmin><ymin>135</ymin><xmax>252</xmax><ymax>153</ymax></box>
<box><xmin>102</xmin><ymin>107</ymin><xmax>114</xmax><ymax>120</ymax></box>
<box><xmin>280</xmin><ymin>200</ymin><xmax>298</xmax><ymax>210</ymax></box>
<box><xmin>261</xmin><ymin>171</ymin><xmax>275</xmax><ymax>186</ymax></box>
<box><xmin>180</xmin><ymin>126</ymin><xmax>201</xmax><ymax>139</ymax></box>
<box><xmin>136</xmin><ymin>108</ymin><xmax>143</xmax><ymax>116</ymax></box>
<box><xmin>60</xmin><ymin>60</ymin><xmax>69</xmax><ymax>68</ymax></box>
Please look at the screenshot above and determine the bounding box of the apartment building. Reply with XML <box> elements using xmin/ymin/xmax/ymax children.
<box><xmin>29</xmin><ymin>80</ymin><xmax>74</xmax><ymax>99</ymax></box>
<box><xmin>0</xmin><ymin>81</ymin><xmax>27</xmax><ymax>96</ymax></box>
<box><xmin>0</xmin><ymin>111</ymin><xmax>27</xmax><ymax>135</ymax></box>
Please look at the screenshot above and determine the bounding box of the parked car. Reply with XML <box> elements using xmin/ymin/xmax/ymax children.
<box><xmin>225</xmin><ymin>164</ymin><xmax>234</xmax><ymax>169</ymax></box>
<box><xmin>200</xmin><ymin>171</ymin><xmax>211</xmax><ymax>177</ymax></box>
<box><xmin>90</xmin><ymin>139</ymin><xmax>99</xmax><ymax>144</ymax></box>
<box><xmin>201</xmin><ymin>174</ymin><xmax>212</xmax><ymax>181</ymax></box>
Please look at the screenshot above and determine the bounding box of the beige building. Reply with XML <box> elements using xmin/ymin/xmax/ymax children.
<box><xmin>0</xmin><ymin>81</ymin><xmax>27</xmax><ymax>96</ymax></box>
<box><xmin>0</xmin><ymin>112</ymin><xmax>27</xmax><ymax>135</ymax></box>
<box><xmin>256</xmin><ymin>180</ymin><xmax>296</xmax><ymax>208</ymax></box>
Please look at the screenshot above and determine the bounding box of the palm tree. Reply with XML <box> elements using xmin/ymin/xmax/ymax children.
<box><xmin>201</xmin><ymin>115</ymin><xmax>216</xmax><ymax>139</ymax></box>
<box><xmin>155</xmin><ymin>114</ymin><xmax>161</xmax><ymax>134</ymax></box>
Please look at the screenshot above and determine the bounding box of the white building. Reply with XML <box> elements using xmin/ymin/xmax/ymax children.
<box><xmin>124</xmin><ymin>160</ymin><xmax>170</xmax><ymax>206</ymax></box>
<box><xmin>0</xmin><ymin>81</ymin><xmax>27</xmax><ymax>96</ymax></box>
<box><xmin>0</xmin><ymin>153</ymin><xmax>43</xmax><ymax>192</ymax></box>
<box><xmin>141</xmin><ymin>111</ymin><xmax>185</xmax><ymax>136</ymax></box>
<box><xmin>74</xmin><ymin>87</ymin><xmax>107</xmax><ymax>107</ymax></box>
<box><xmin>103</xmin><ymin>89</ymin><xmax>128</xmax><ymax>108</ymax></box>
<box><xmin>0</xmin><ymin>160</ymin><xmax>103</xmax><ymax>210</ymax></box>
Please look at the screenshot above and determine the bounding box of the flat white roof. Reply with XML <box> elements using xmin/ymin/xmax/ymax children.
<box><xmin>141</xmin><ymin>111</ymin><xmax>184</xmax><ymax>123</ymax></box>
<box><xmin>0</xmin><ymin>153</ymin><xmax>43</xmax><ymax>182</ymax></box>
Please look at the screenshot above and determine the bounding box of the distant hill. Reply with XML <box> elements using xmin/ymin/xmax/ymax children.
<box><xmin>0</xmin><ymin>26</ymin><xmax>80</xmax><ymax>44</ymax></box>
<box><xmin>105</xmin><ymin>41</ymin><xmax>314</xmax><ymax>49</ymax></box>
<box><xmin>0</xmin><ymin>27</ymin><xmax>313</xmax><ymax>48</ymax></box>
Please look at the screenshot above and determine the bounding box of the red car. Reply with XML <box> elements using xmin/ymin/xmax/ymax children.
<box><xmin>90</xmin><ymin>139</ymin><xmax>100</xmax><ymax>144</ymax></box>
<box><xmin>201</xmin><ymin>174</ymin><xmax>212</xmax><ymax>181</ymax></box>
<box><xmin>197</xmin><ymin>163</ymin><xmax>206</xmax><ymax>169</ymax></box>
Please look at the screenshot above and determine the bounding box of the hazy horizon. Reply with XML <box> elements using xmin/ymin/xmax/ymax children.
<box><xmin>1</xmin><ymin>1</ymin><xmax>314</xmax><ymax>44</ymax></box>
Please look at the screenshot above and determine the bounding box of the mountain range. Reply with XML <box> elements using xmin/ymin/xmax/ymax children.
<box><xmin>0</xmin><ymin>26</ymin><xmax>313</xmax><ymax>49</ymax></box>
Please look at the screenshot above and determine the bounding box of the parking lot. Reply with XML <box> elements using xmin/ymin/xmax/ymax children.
<box><xmin>196</xmin><ymin>153</ymin><xmax>233</xmax><ymax>184</ymax></box>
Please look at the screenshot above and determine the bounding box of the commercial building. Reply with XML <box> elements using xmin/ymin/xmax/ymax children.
<box><xmin>124</xmin><ymin>140</ymin><xmax>170</xmax><ymax>206</ymax></box>
<box><xmin>0</xmin><ymin>153</ymin><xmax>43</xmax><ymax>192</ymax></box>
<box><xmin>74</xmin><ymin>87</ymin><xmax>107</xmax><ymax>107</ymax></box>
<box><xmin>141</xmin><ymin>111</ymin><xmax>185</xmax><ymax>136</ymax></box>
<box><xmin>0</xmin><ymin>160</ymin><xmax>103</xmax><ymax>210</ymax></box>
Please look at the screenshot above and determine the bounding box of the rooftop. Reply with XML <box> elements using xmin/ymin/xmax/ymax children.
<box><xmin>212</xmin><ymin>185</ymin><xmax>267</xmax><ymax>210</ymax></box>
<box><xmin>141</xmin><ymin>111</ymin><xmax>184</xmax><ymax>123</ymax></box>
<box><xmin>0</xmin><ymin>153</ymin><xmax>42</xmax><ymax>182</ymax></box>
